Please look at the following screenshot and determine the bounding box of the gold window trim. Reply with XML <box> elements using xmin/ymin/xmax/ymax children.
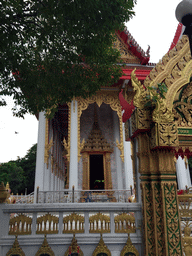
<box><xmin>92</xmin><ymin>234</ymin><xmax>111</xmax><ymax>256</ymax></box>
<box><xmin>6</xmin><ymin>235</ymin><xmax>25</xmax><ymax>256</ymax></box>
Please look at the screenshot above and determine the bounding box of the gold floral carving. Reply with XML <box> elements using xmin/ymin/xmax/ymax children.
<box><xmin>6</xmin><ymin>235</ymin><xmax>25</xmax><ymax>256</ymax></box>
<box><xmin>64</xmin><ymin>234</ymin><xmax>84</xmax><ymax>256</ymax></box>
<box><xmin>114</xmin><ymin>213</ymin><xmax>136</xmax><ymax>233</ymax></box>
<box><xmin>44</xmin><ymin>118</ymin><xmax>53</xmax><ymax>168</ymax></box>
<box><xmin>77</xmin><ymin>91</ymin><xmax>124</xmax><ymax>162</ymax></box>
<box><xmin>173</xmin><ymin>83</ymin><xmax>192</xmax><ymax>127</ymax></box>
<box><xmin>63</xmin><ymin>102</ymin><xmax>71</xmax><ymax>162</ymax></box>
<box><xmin>63</xmin><ymin>213</ymin><xmax>84</xmax><ymax>233</ymax></box>
<box><xmin>9</xmin><ymin>214</ymin><xmax>32</xmax><ymax>235</ymax></box>
<box><xmin>150</xmin><ymin>123</ymin><xmax>179</xmax><ymax>148</ymax></box>
<box><xmin>162</xmin><ymin>182</ymin><xmax>183</xmax><ymax>255</ymax></box>
<box><xmin>35</xmin><ymin>234</ymin><xmax>55</xmax><ymax>256</ymax></box>
<box><xmin>120</xmin><ymin>234</ymin><xmax>139</xmax><ymax>256</ymax></box>
<box><xmin>36</xmin><ymin>213</ymin><xmax>58</xmax><ymax>234</ymax></box>
<box><xmin>92</xmin><ymin>234</ymin><xmax>111</xmax><ymax>256</ymax></box>
<box><xmin>89</xmin><ymin>212</ymin><xmax>110</xmax><ymax>233</ymax></box>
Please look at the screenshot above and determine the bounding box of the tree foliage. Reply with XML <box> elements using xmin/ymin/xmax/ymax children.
<box><xmin>0</xmin><ymin>144</ymin><xmax>37</xmax><ymax>194</ymax></box>
<box><xmin>1</xmin><ymin>0</ymin><xmax>136</xmax><ymax>117</ymax></box>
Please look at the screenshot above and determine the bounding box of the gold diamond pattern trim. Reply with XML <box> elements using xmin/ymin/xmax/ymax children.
<box><xmin>114</xmin><ymin>213</ymin><xmax>136</xmax><ymax>233</ymax></box>
<box><xmin>92</xmin><ymin>234</ymin><xmax>111</xmax><ymax>256</ymax></box>
<box><xmin>6</xmin><ymin>235</ymin><xmax>25</xmax><ymax>256</ymax></box>
<box><xmin>77</xmin><ymin>91</ymin><xmax>124</xmax><ymax>162</ymax></box>
<box><xmin>35</xmin><ymin>234</ymin><xmax>55</xmax><ymax>256</ymax></box>
<box><xmin>9</xmin><ymin>214</ymin><xmax>32</xmax><ymax>235</ymax></box>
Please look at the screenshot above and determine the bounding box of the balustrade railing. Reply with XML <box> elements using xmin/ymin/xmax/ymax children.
<box><xmin>0</xmin><ymin>202</ymin><xmax>142</xmax><ymax>238</ymax></box>
<box><xmin>36</xmin><ymin>189</ymin><xmax>132</xmax><ymax>204</ymax></box>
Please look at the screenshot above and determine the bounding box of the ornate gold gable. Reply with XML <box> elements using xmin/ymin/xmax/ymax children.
<box><xmin>6</xmin><ymin>236</ymin><xmax>25</xmax><ymax>256</ymax></box>
<box><xmin>120</xmin><ymin>234</ymin><xmax>139</xmax><ymax>256</ymax></box>
<box><xmin>35</xmin><ymin>235</ymin><xmax>55</xmax><ymax>256</ymax></box>
<box><xmin>92</xmin><ymin>234</ymin><xmax>111</xmax><ymax>256</ymax></box>
<box><xmin>64</xmin><ymin>234</ymin><xmax>84</xmax><ymax>256</ymax></box>
<box><xmin>113</xmin><ymin>32</ymin><xmax>141</xmax><ymax>64</ymax></box>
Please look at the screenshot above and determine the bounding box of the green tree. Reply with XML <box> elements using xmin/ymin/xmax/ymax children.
<box><xmin>1</xmin><ymin>0</ymin><xmax>136</xmax><ymax>117</ymax></box>
<box><xmin>16</xmin><ymin>144</ymin><xmax>37</xmax><ymax>194</ymax></box>
<box><xmin>0</xmin><ymin>162</ymin><xmax>25</xmax><ymax>194</ymax></box>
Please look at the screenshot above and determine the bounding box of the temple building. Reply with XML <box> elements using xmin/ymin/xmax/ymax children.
<box><xmin>1</xmin><ymin>19</ymin><xmax>192</xmax><ymax>256</ymax></box>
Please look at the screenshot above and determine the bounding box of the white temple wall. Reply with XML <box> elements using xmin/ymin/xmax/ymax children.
<box><xmin>176</xmin><ymin>156</ymin><xmax>191</xmax><ymax>189</ymax></box>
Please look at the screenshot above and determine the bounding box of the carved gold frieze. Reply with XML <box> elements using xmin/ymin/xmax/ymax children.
<box><xmin>6</xmin><ymin>235</ymin><xmax>25</xmax><ymax>256</ymax></box>
<box><xmin>77</xmin><ymin>91</ymin><xmax>124</xmax><ymax>162</ymax></box>
<box><xmin>9</xmin><ymin>214</ymin><xmax>32</xmax><ymax>235</ymax></box>
<box><xmin>92</xmin><ymin>234</ymin><xmax>111</xmax><ymax>256</ymax></box>
<box><xmin>114</xmin><ymin>213</ymin><xmax>136</xmax><ymax>233</ymax></box>
<box><xmin>64</xmin><ymin>234</ymin><xmax>84</xmax><ymax>256</ymax></box>
<box><xmin>36</xmin><ymin>213</ymin><xmax>58</xmax><ymax>234</ymax></box>
<box><xmin>63</xmin><ymin>213</ymin><xmax>84</xmax><ymax>233</ymax></box>
<box><xmin>173</xmin><ymin>83</ymin><xmax>192</xmax><ymax>127</ymax></box>
<box><xmin>89</xmin><ymin>212</ymin><xmax>110</xmax><ymax>233</ymax></box>
<box><xmin>120</xmin><ymin>234</ymin><xmax>139</xmax><ymax>256</ymax></box>
<box><xmin>150</xmin><ymin>122</ymin><xmax>179</xmax><ymax>148</ymax></box>
<box><xmin>35</xmin><ymin>234</ymin><xmax>55</xmax><ymax>256</ymax></box>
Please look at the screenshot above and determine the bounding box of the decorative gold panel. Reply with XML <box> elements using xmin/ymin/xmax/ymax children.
<box><xmin>77</xmin><ymin>91</ymin><xmax>124</xmax><ymax>162</ymax></box>
<box><xmin>64</xmin><ymin>234</ymin><xmax>84</xmax><ymax>256</ymax></box>
<box><xmin>0</xmin><ymin>182</ymin><xmax>9</xmax><ymax>203</ymax></box>
<box><xmin>6</xmin><ymin>235</ymin><xmax>25</xmax><ymax>256</ymax></box>
<box><xmin>36</xmin><ymin>213</ymin><xmax>58</xmax><ymax>234</ymax></box>
<box><xmin>63</xmin><ymin>213</ymin><xmax>84</xmax><ymax>233</ymax></box>
<box><xmin>150</xmin><ymin>122</ymin><xmax>179</xmax><ymax>148</ymax></box>
<box><xmin>9</xmin><ymin>214</ymin><xmax>32</xmax><ymax>235</ymax></box>
<box><xmin>92</xmin><ymin>234</ymin><xmax>111</xmax><ymax>256</ymax></box>
<box><xmin>120</xmin><ymin>234</ymin><xmax>139</xmax><ymax>256</ymax></box>
<box><xmin>114</xmin><ymin>213</ymin><xmax>136</xmax><ymax>233</ymax></box>
<box><xmin>35</xmin><ymin>235</ymin><xmax>55</xmax><ymax>256</ymax></box>
<box><xmin>89</xmin><ymin>212</ymin><xmax>110</xmax><ymax>233</ymax></box>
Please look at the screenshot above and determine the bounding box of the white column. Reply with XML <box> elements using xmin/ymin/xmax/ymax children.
<box><xmin>113</xmin><ymin>111</ymin><xmax>123</xmax><ymax>189</ymax></box>
<box><xmin>34</xmin><ymin>112</ymin><xmax>50</xmax><ymax>202</ymax></box>
<box><xmin>176</xmin><ymin>156</ymin><xmax>191</xmax><ymax>189</ymax></box>
<box><xmin>69</xmin><ymin>99</ymin><xmax>78</xmax><ymax>190</ymax></box>
<box><xmin>123</xmin><ymin>124</ymin><xmax>133</xmax><ymax>190</ymax></box>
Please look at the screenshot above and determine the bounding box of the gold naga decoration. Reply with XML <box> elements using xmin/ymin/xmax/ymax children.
<box><xmin>35</xmin><ymin>234</ymin><xmax>55</xmax><ymax>256</ymax></box>
<box><xmin>6</xmin><ymin>235</ymin><xmax>25</xmax><ymax>256</ymax></box>
<box><xmin>44</xmin><ymin>116</ymin><xmax>53</xmax><ymax>168</ymax></box>
<box><xmin>120</xmin><ymin>234</ymin><xmax>139</xmax><ymax>256</ymax></box>
<box><xmin>89</xmin><ymin>212</ymin><xmax>110</xmax><ymax>233</ymax></box>
<box><xmin>9</xmin><ymin>214</ymin><xmax>32</xmax><ymax>235</ymax></box>
<box><xmin>77</xmin><ymin>90</ymin><xmax>124</xmax><ymax>162</ymax></box>
<box><xmin>63</xmin><ymin>102</ymin><xmax>71</xmax><ymax>163</ymax></box>
<box><xmin>92</xmin><ymin>233</ymin><xmax>111</xmax><ymax>256</ymax></box>
<box><xmin>64</xmin><ymin>233</ymin><xmax>84</xmax><ymax>256</ymax></box>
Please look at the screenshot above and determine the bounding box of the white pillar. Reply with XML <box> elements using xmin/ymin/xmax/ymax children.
<box><xmin>176</xmin><ymin>156</ymin><xmax>191</xmax><ymax>189</ymax></box>
<box><xmin>123</xmin><ymin>124</ymin><xmax>133</xmax><ymax>190</ymax></box>
<box><xmin>69</xmin><ymin>99</ymin><xmax>78</xmax><ymax>189</ymax></box>
<box><xmin>34</xmin><ymin>112</ymin><xmax>50</xmax><ymax>202</ymax></box>
<box><xmin>113</xmin><ymin>111</ymin><xmax>123</xmax><ymax>189</ymax></box>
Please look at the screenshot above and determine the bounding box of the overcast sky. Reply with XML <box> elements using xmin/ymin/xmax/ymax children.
<box><xmin>0</xmin><ymin>0</ymin><xmax>182</xmax><ymax>163</ymax></box>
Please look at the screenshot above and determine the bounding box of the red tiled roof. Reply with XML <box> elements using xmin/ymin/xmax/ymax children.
<box><xmin>169</xmin><ymin>23</ymin><xmax>185</xmax><ymax>52</ymax></box>
<box><xmin>117</xmin><ymin>29</ymin><xmax>150</xmax><ymax>65</ymax></box>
